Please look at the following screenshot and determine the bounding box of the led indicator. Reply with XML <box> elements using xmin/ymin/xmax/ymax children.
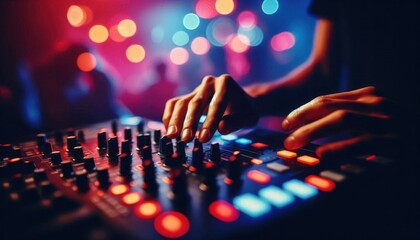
<box><xmin>233</xmin><ymin>193</ymin><xmax>271</xmax><ymax>218</ymax></box>
<box><xmin>110</xmin><ymin>184</ymin><xmax>129</xmax><ymax>196</ymax></box>
<box><xmin>235</xmin><ymin>138</ymin><xmax>252</xmax><ymax>146</ymax></box>
<box><xmin>121</xmin><ymin>192</ymin><xmax>142</xmax><ymax>205</ymax></box>
<box><xmin>283</xmin><ymin>179</ymin><xmax>318</xmax><ymax>199</ymax></box>
<box><xmin>305</xmin><ymin>175</ymin><xmax>335</xmax><ymax>192</ymax></box>
<box><xmin>154</xmin><ymin>211</ymin><xmax>190</xmax><ymax>238</ymax></box>
<box><xmin>135</xmin><ymin>201</ymin><xmax>161</xmax><ymax>219</ymax></box>
<box><xmin>251</xmin><ymin>158</ymin><xmax>263</xmax><ymax>165</ymax></box>
<box><xmin>251</xmin><ymin>142</ymin><xmax>268</xmax><ymax>149</ymax></box>
<box><xmin>297</xmin><ymin>155</ymin><xmax>320</xmax><ymax>166</ymax></box>
<box><xmin>276</xmin><ymin>150</ymin><xmax>297</xmax><ymax>159</ymax></box>
<box><xmin>208</xmin><ymin>200</ymin><xmax>239</xmax><ymax>222</ymax></box>
<box><xmin>259</xmin><ymin>185</ymin><xmax>294</xmax><ymax>208</ymax></box>
<box><xmin>247</xmin><ymin>170</ymin><xmax>271</xmax><ymax>184</ymax></box>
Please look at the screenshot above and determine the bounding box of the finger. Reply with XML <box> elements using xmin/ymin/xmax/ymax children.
<box><xmin>282</xmin><ymin>98</ymin><xmax>384</xmax><ymax>131</ymax></box>
<box><xmin>181</xmin><ymin>82</ymin><xmax>215</xmax><ymax>142</ymax></box>
<box><xmin>162</xmin><ymin>97</ymin><xmax>179</xmax><ymax>130</ymax></box>
<box><xmin>284</xmin><ymin>110</ymin><xmax>390</xmax><ymax>150</ymax></box>
<box><xmin>199</xmin><ymin>75</ymin><xmax>232</xmax><ymax>142</ymax></box>
<box><xmin>166</xmin><ymin>95</ymin><xmax>194</xmax><ymax>138</ymax></box>
<box><xmin>323</xmin><ymin>86</ymin><xmax>376</xmax><ymax>100</ymax></box>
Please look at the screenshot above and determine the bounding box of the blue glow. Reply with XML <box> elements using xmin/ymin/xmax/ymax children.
<box><xmin>283</xmin><ymin>179</ymin><xmax>318</xmax><ymax>199</ymax></box>
<box><xmin>238</xmin><ymin>26</ymin><xmax>264</xmax><ymax>46</ymax></box>
<box><xmin>262</xmin><ymin>0</ymin><xmax>279</xmax><ymax>15</ymax></box>
<box><xmin>259</xmin><ymin>185</ymin><xmax>294</xmax><ymax>208</ymax></box>
<box><xmin>172</xmin><ymin>31</ymin><xmax>190</xmax><ymax>46</ymax></box>
<box><xmin>199</xmin><ymin>115</ymin><xmax>206</xmax><ymax>123</ymax></box>
<box><xmin>233</xmin><ymin>193</ymin><xmax>271</xmax><ymax>218</ymax></box>
<box><xmin>221</xmin><ymin>134</ymin><xmax>238</xmax><ymax>141</ymax></box>
<box><xmin>183</xmin><ymin>13</ymin><xmax>200</xmax><ymax>30</ymax></box>
<box><xmin>235</xmin><ymin>138</ymin><xmax>252</xmax><ymax>146</ymax></box>
<box><xmin>151</xmin><ymin>26</ymin><xmax>165</xmax><ymax>43</ymax></box>
<box><xmin>120</xmin><ymin>116</ymin><xmax>142</xmax><ymax>126</ymax></box>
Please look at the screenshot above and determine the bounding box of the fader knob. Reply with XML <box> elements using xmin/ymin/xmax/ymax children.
<box><xmin>111</xmin><ymin>120</ymin><xmax>118</xmax><ymax>136</ymax></box>
<box><xmin>120</xmin><ymin>153</ymin><xmax>132</xmax><ymax>180</ymax></box>
<box><xmin>42</xmin><ymin>142</ymin><xmax>52</xmax><ymax>157</ymax></box>
<box><xmin>67</xmin><ymin>136</ymin><xmax>78</xmax><ymax>153</ymax></box>
<box><xmin>193</xmin><ymin>138</ymin><xmax>203</xmax><ymax>152</ymax></box>
<box><xmin>75</xmin><ymin>170</ymin><xmax>90</xmax><ymax>193</ymax></box>
<box><xmin>40</xmin><ymin>181</ymin><xmax>56</xmax><ymax>197</ymax></box>
<box><xmin>210</xmin><ymin>143</ymin><xmax>221</xmax><ymax>163</ymax></box>
<box><xmin>10</xmin><ymin>174</ymin><xmax>25</xmax><ymax>191</ymax></box>
<box><xmin>154</xmin><ymin>129</ymin><xmax>161</xmax><ymax>145</ymax></box>
<box><xmin>226</xmin><ymin>151</ymin><xmax>243</xmax><ymax>183</ymax></box>
<box><xmin>141</xmin><ymin>146</ymin><xmax>157</xmax><ymax>191</ymax></box>
<box><xmin>107</xmin><ymin>136</ymin><xmax>119</xmax><ymax>157</ymax></box>
<box><xmin>51</xmin><ymin>151</ymin><xmax>62</xmax><ymax>165</ymax></box>
<box><xmin>137</xmin><ymin>121</ymin><xmax>144</xmax><ymax>133</ymax></box>
<box><xmin>163</xmin><ymin>142</ymin><xmax>174</xmax><ymax>166</ymax></box>
<box><xmin>22</xmin><ymin>160</ymin><xmax>35</xmax><ymax>175</ymax></box>
<box><xmin>83</xmin><ymin>157</ymin><xmax>96</xmax><ymax>173</ymax></box>
<box><xmin>136</xmin><ymin>133</ymin><xmax>151</xmax><ymax>151</ymax></box>
<box><xmin>124</xmin><ymin>127</ymin><xmax>132</xmax><ymax>142</ymax></box>
<box><xmin>97</xmin><ymin>131</ymin><xmax>107</xmax><ymax>150</ymax></box>
<box><xmin>176</xmin><ymin>141</ymin><xmax>186</xmax><ymax>163</ymax></box>
<box><xmin>36</xmin><ymin>133</ymin><xmax>47</xmax><ymax>149</ymax></box>
<box><xmin>121</xmin><ymin>139</ymin><xmax>131</xmax><ymax>156</ymax></box>
<box><xmin>77</xmin><ymin>130</ymin><xmax>85</xmax><ymax>143</ymax></box>
<box><xmin>72</xmin><ymin>146</ymin><xmax>84</xmax><ymax>163</ymax></box>
<box><xmin>159</xmin><ymin>136</ymin><xmax>171</xmax><ymax>153</ymax></box>
<box><xmin>8</xmin><ymin>157</ymin><xmax>24</xmax><ymax>175</ymax></box>
<box><xmin>34</xmin><ymin>168</ymin><xmax>48</xmax><ymax>183</ymax></box>
<box><xmin>61</xmin><ymin>161</ymin><xmax>74</xmax><ymax>179</ymax></box>
<box><xmin>97</xmin><ymin>167</ymin><xmax>111</xmax><ymax>189</ymax></box>
<box><xmin>191</xmin><ymin>145</ymin><xmax>204</xmax><ymax>172</ymax></box>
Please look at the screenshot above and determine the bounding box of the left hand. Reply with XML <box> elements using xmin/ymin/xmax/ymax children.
<box><xmin>281</xmin><ymin>86</ymin><xmax>407</xmax><ymax>158</ymax></box>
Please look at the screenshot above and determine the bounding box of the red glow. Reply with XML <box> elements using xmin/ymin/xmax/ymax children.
<box><xmin>67</xmin><ymin>5</ymin><xmax>85</xmax><ymax>27</ymax></box>
<box><xmin>170</xmin><ymin>47</ymin><xmax>189</xmax><ymax>65</ymax></box>
<box><xmin>110</xmin><ymin>184</ymin><xmax>129</xmax><ymax>195</ymax></box>
<box><xmin>365</xmin><ymin>155</ymin><xmax>377</xmax><ymax>161</ymax></box>
<box><xmin>251</xmin><ymin>142</ymin><xmax>268</xmax><ymax>149</ymax></box>
<box><xmin>247</xmin><ymin>170</ymin><xmax>271</xmax><ymax>184</ymax></box>
<box><xmin>118</xmin><ymin>19</ymin><xmax>137</xmax><ymax>38</ymax></box>
<box><xmin>77</xmin><ymin>52</ymin><xmax>96</xmax><ymax>72</ymax></box>
<box><xmin>209</xmin><ymin>200</ymin><xmax>239</xmax><ymax>222</ymax></box>
<box><xmin>297</xmin><ymin>155</ymin><xmax>320</xmax><ymax>166</ymax></box>
<box><xmin>271</xmin><ymin>32</ymin><xmax>295</xmax><ymax>52</ymax></box>
<box><xmin>195</xmin><ymin>0</ymin><xmax>218</xmax><ymax>19</ymax></box>
<box><xmin>110</xmin><ymin>25</ymin><xmax>126</xmax><ymax>42</ymax></box>
<box><xmin>121</xmin><ymin>192</ymin><xmax>142</xmax><ymax>205</ymax></box>
<box><xmin>154</xmin><ymin>211</ymin><xmax>190</xmax><ymax>238</ymax></box>
<box><xmin>237</xmin><ymin>11</ymin><xmax>257</xmax><ymax>28</ymax></box>
<box><xmin>135</xmin><ymin>201</ymin><xmax>161</xmax><ymax>219</ymax></box>
<box><xmin>305</xmin><ymin>175</ymin><xmax>335</xmax><ymax>192</ymax></box>
<box><xmin>191</xmin><ymin>37</ymin><xmax>211</xmax><ymax>55</ymax></box>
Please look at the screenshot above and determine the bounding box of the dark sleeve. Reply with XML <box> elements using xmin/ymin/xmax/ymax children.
<box><xmin>309</xmin><ymin>0</ymin><xmax>339</xmax><ymax>20</ymax></box>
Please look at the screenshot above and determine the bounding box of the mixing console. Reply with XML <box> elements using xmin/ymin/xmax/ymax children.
<box><xmin>0</xmin><ymin>117</ymin><xmax>395</xmax><ymax>240</ymax></box>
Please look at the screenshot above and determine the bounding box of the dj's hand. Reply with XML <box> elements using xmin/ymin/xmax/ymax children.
<box><xmin>282</xmin><ymin>86</ymin><xmax>407</xmax><ymax>158</ymax></box>
<box><xmin>163</xmin><ymin>74</ymin><xmax>258</xmax><ymax>142</ymax></box>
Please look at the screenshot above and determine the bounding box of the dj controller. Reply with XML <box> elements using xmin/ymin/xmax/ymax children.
<box><xmin>0</xmin><ymin>117</ymin><xmax>399</xmax><ymax>240</ymax></box>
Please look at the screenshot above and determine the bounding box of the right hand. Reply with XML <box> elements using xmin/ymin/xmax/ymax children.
<box><xmin>162</xmin><ymin>74</ymin><xmax>258</xmax><ymax>143</ymax></box>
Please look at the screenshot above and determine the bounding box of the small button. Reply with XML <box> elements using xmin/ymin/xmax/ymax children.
<box><xmin>320</xmin><ymin>170</ymin><xmax>346</xmax><ymax>182</ymax></box>
<box><xmin>247</xmin><ymin>170</ymin><xmax>271</xmax><ymax>184</ymax></box>
<box><xmin>235</xmin><ymin>138</ymin><xmax>252</xmax><ymax>146</ymax></box>
<box><xmin>135</xmin><ymin>201</ymin><xmax>161</xmax><ymax>219</ymax></box>
<box><xmin>208</xmin><ymin>200</ymin><xmax>239</xmax><ymax>222</ymax></box>
<box><xmin>283</xmin><ymin>179</ymin><xmax>318</xmax><ymax>199</ymax></box>
<box><xmin>259</xmin><ymin>185</ymin><xmax>294</xmax><ymax>208</ymax></box>
<box><xmin>267</xmin><ymin>162</ymin><xmax>290</xmax><ymax>173</ymax></box>
<box><xmin>305</xmin><ymin>175</ymin><xmax>335</xmax><ymax>192</ymax></box>
<box><xmin>251</xmin><ymin>142</ymin><xmax>268</xmax><ymax>150</ymax></box>
<box><xmin>297</xmin><ymin>155</ymin><xmax>320</xmax><ymax>166</ymax></box>
<box><xmin>276</xmin><ymin>150</ymin><xmax>297</xmax><ymax>159</ymax></box>
<box><xmin>233</xmin><ymin>193</ymin><xmax>271</xmax><ymax>218</ymax></box>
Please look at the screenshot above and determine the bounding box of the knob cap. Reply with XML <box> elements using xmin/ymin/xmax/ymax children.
<box><xmin>83</xmin><ymin>157</ymin><xmax>96</xmax><ymax>173</ymax></box>
<box><xmin>36</xmin><ymin>133</ymin><xmax>47</xmax><ymax>150</ymax></box>
<box><xmin>40</xmin><ymin>181</ymin><xmax>56</xmax><ymax>197</ymax></box>
<box><xmin>210</xmin><ymin>142</ymin><xmax>221</xmax><ymax>163</ymax></box>
<box><xmin>75</xmin><ymin>170</ymin><xmax>90</xmax><ymax>193</ymax></box>
<box><xmin>77</xmin><ymin>130</ymin><xmax>85</xmax><ymax>143</ymax></box>
<box><xmin>67</xmin><ymin>136</ymin><xmax>78</xmax><ymax>153</ymax></box>
<box><xmin>136</xmin><ymin>133</ymin><xmax>151</xmax><ymax>151</ymax></box>
<box><xmin>191</xmin><ymin>145</ymin><xmax>204</xmax><ymax>172</ymax></box>
<box><xmin>124</xmin><ymin>127</ymin><xmax>132</xmax><ymax>142</ymax></box>
<box><xmin>141</xmin><ymin>146</ymin><xmax>157</xmax><ymax>191</ymax></box>
<box><xmin>97</xmin><ymin>167</ymin><xmax>111</xmax><ymax>189</ymax></box>
<box><xmin>34</xmin><ymin>168</ymin><xmax>48</xmax><ymax>183</ymax></box>
<box><xmin>107</xmin><ymin>136</ymin><xmax>119</xmax><ymax>157</ymax></box>
<box><xmin>159</xmin><ymin>136</ymin><xmax>171</xmax><ymax>153</ymax></box>
<box><xmin>154</xmin><ymin>129</ymin><xmax>161</xmax><ymax>145</ymax></box>
<box><xmin>137</xmin><ymin>121</ymin><xmax>144</xmax><ymax>134</ymax></box>
<box><xmin>226</xmin><ymin>151</ymin><xmax>243</xmax><ymax>183</ymax></box>
<box><xmin>120</xmin><ymin>153</ymin><xmax>132</xmax><ymax>180</ymax></box>
<box><xmin>66</xmin><ymin>128</ymin><xmax>76</xmax><ymax>137</ymax></box>
<box><xmin>97</xmin><ymin>130</ymin><xmax>107</xmax><ymax>150</ymax></box>
<box><xmin>176</xmin><ymin>141</ymin><xmax>186</xmax><ymax>163</ymax></box>
<box><xmin>111</xmin><ymin>120</ymin><xmax>118</xmax><ymax>136</ymax></box>
<box><xmin>51</xmin><ymin>151</ymin><xmax>62</xmax><ymax>165</ymax></box>
<box><xmin>61</xmin><ymin>161</ymin><xmax>74</xmax><ymax>178</ymax></box>
<box><xmin>72</xmin><ymin>146</ymin><xmax>84</xmax><ymax>162</ymax></box>
<box><xmin>163</xmin><ymin>142</ymin><xmax>174</xmax><ymax>166</ymax></box>
<box><xmin>121</xmin><ymin>139</ymin><xmax>131</xmax><ymax>156</ymax></box>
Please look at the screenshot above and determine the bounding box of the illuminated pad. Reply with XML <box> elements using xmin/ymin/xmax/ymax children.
<box><xmin>233</xmin><ymin>193</ymin><xmax>271</xmax><ymax>218</ymax></box>
<box><xmin>247</xmin><ymin>170</ymin><xmax>271</xmax><ymax>184</ymax></box>
<box><xmin>283</xmin><ymin>179</ymin><xmax>318</xmax><ymax>199</ymax></box>
<box><xmin>305</xmin><ymin>175</ymin><xmax>335</xmax><ymax>192</ymax></box>
<box><xmin>110</xmin><ymin>184</ymin><xmax>129</xmax><ymax>196</ymax></box>
<box><xmin>297</xmin><ymin>155</ymin><xmax>320</xmax><ymax>166</ymax></box>
<box><xmin>259</xmin><ymin>185</ymin><xmax>295</xmax><ymax>208</ymax></box>
<box><xmin>276</xmin><ymin>150</ymin><xmax>297</xmax><ymax>159</ymax></box>
<box><xmin>221</xmin><ymin>134</ymin><xmax>238</xmax><ymax>141</ymax></box>
<box><xmin>235</xmin><ymin>138</ymin><xmax>252</xmax><ymax>146</ymax></box>
<box><xmin>121</xmin><ymin>192</ymin><xmax>142</xmax><ymax>205</ymax></box>
<box><xmin>208</xmin><ymin>200</ymin><xmax>240</xmax><ymax>222</ymax></box>
<box><xmin>134</xmin><ymin>201</ymin><xmax>161</xmax><ymax>219</ymax></box>
<box><xmin>154</xmin><ymin>211</ymin><xmax>190</xmax><ymax>238</ymax></box>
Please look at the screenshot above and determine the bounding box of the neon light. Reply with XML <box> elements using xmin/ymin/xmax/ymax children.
<box><xmin>305</xmin><ymin>175</ymin><xmax>335</xmax><ymax>192</ymax></box>
<box><xmin>77</xmin><ymin>52</ymin><xmax>96</xmax><ymax>72</ymax></box>
<box><xmin>235</xmin><ymin>138</ymin><xmax>252</xmax><ymax>146</ymax></box>
<box><xmin>251</xmin><ymin>158</ymin><xmax>263</xmax><ymax>165</ymax></box>
<box><xmin>154</xmin><ymin>211</ymin><xmax>190</xmax><ymax>238</ymax></box>
<box><xmin>233</xmin><ymin>193</ymin><xmax>271</xmax><ymax>218</ymax></box>
<box><xmin>209</xmin><ymin>200</ymin><xmax>239</xmax><ymax>222</ymax></box>
<box><xmin>259</xmin><ymin>185</ymin><xmax>294</xmax><ymax>208</ymax></box>
<box><xmin>251</xmin><ymin>142</ymin><xmax>268</xmax><ymax>149</ymax></box>
<box><xmin>135</xmin><ymin>201</ymin><xmax>161</xmax><ymax>219</ymax></box>
<box><xmin>262</xmin><ymin>0</ymin><xmax>279</xmax><ymax>15</ymax></box>
<box><xmin>283</xmin><ymin>179</ymin><xmax>318</xmax><ymax>199</ymax></box>
<box><xmin>247</xmin><ymin>170</ymin><xmax>271</xmax><ymax>184</ymax></box>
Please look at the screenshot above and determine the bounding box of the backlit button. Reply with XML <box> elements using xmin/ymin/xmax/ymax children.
<box><xmin>233</xmin><ymin>193</ymin><xmax>271</xmax><ymax>218</ymax></box>
<box><xmin>121</xmin><ymin>192</ymin><xmax>142</xmax><ymax>205</ymax></box>
<box><xmin>235</xmin><ymin>138</ymin><xmax>252</xmax><ymax>146</ymax></box>
<box><xmin>297</xmin><ymin>155</ymin><xmax>320</xmax><ymax>166</ymax></box>
<box><xmin>251</xmin><ymin>158</ymin><xmax>263</xmax><ymax>165</ymax></box>
<box><xmin>305</xmin><ymin>175</ymin><xmax>335</xmax><ymax>192</ymax></box>
<box><xmin>221</xmin><ymin>134</ymin><xmax>238</xmax><ymax>141</ymax></box>
<box><xmin>259</xmin><ymin>185</ymin><xmax>294</xmax><ymax>208</ymax></box>
<box><xmin>135</xmin><ymin>201</ymin><xmax>161</xmax><ymax>219</ymax></box>
<box><xmin>251</xmin><ymin>142</ymin><xmax>268</xmax><ymax>149</ymax></box>
<box><xmin>320</xmin><ymin>170</ymin><xmax>346</xmax><ymax>182</ymax></box>
<box><xmin>208</xmin><ymin>200</ymin><xmax>240</xmax><ymax>222</ymax></box>
<box><xmin>110</xmin><ymin>184</ymin><xmax>129</xmax><ymax>195</ymax></box>
<box><xmin>154</xmin><ymin>211</ymin><xmax>190</xmax><ymax>239</ymax></box>
<box><xmin>247</xmin><ymin>170</ymin><xmax>271</xmax><ymax>184</ymax></box>
<box><xmin>267</xmin><ymin>162</ymin><xmax>290</xmax><ymax>173</ymax></box>
<box><xmin>276</xmin><ymin>150</ymin><xmax>297</xmax><ymax>159</ymax></box>
<box><xmin>283</xmin><ymin>179</ymin><xmax>318</xmax><ymax>199</ymax></box>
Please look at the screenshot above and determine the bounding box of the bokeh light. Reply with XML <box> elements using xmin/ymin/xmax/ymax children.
<box><xmin>206</xmin><ymin>17</ymin><xmax>235</xmax><ymax>46</ymax></box>
<box><xmin>271</xmin><ymin>32</ymin><xmax>295</xmax><ymax>52</ymax></box>
<box><xmin>238</xmin><ymin>26</ymin><xmax>264</xmax><ymax>46</ymax></box>
<box><xmin>109</xmin><ymin>25</ymin><xmax>126</xmax><ymax>42</ymax></box>
<box><xmin>77</xmin><ymin>52</ymin><xmax>96</xmax><ymax>72</ymax></box>
<box><xmin>151</xmin><ymin>26</ymin><xmax>165</xmax><ymax>43</ymax></box>
<box><xmin>170</xmin><ymin>47</ymin><xmax>189</xmax><ymax>65</ymax></box>
<box><xmin>67</xmin><ymin>5</ymin><xmax>85</xmax><ymax>27</ymax></box>
<box><xmin>172</xmin><ymin>31</ymin><xmax>190</xmax><ymax>46</ymax></box>
<box><xmin>215</xmin><ymin>0</ymin><xmax>235</xmax><ymax>15</ymax></box>
<box><xmin>229</xmin><ymin>34</ymin><xmax>250</xmax><ymax>53</ymax></box>
<box><xmin>89</xmin><ymin>25</ymin><xmax>109</xmax><ymax>43</ymax></box>
<box><xmin>237</xmin><ymin>11</ymin><xmax>257</xmax><ymax>28</ymax></box>
<box><xmin>195</xmin><ymin>0</ymin><xmax>218</xmax><ymax>19</ymax></box>
<box><xmin>183</xmin><ymin>13</ymin><xmax>200</xmax><ymax>30</ymax></box>
<box><xmin>262</xmin><ymin>0</ymin><xmax>279</xmax><ymax>15</ymax></box>
<box><xmin>191</xmin><ymin>37</ymin><xmax>211</xmax><ymax>55</ymax></box>
<box><xmin>118</xmin><ymin>19</ymin><xmax>137</xmax><ymax>38</ymax></box>
<box><xmin>126</xmin><ymin>44</ymin><xmax>146</xmax><ymax>63</ymax></box>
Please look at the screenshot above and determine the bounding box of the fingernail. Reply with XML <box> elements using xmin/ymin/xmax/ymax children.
<box><xmin>199</xmin><ymin>129</ymin><xmax>210</xmax><ymax>142</ymax></box>
<box><xmin>182</xmin><ymin>128</ymin><xmax>192</xmax><ymax>141</ymax></box>
<box><xmin>284</xmin><ymin>136</ymin><xmax>296</xmax><ymax>149</ymax></box>
<box><xmin>167</xmin><ymin>125</ymin><xmax>177</xmax><ymax>136</ymax></box>
<box><xmin>282</xmin><ymin>119</ymin><xmax>290</xmax><ymax>131</ymax></box>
